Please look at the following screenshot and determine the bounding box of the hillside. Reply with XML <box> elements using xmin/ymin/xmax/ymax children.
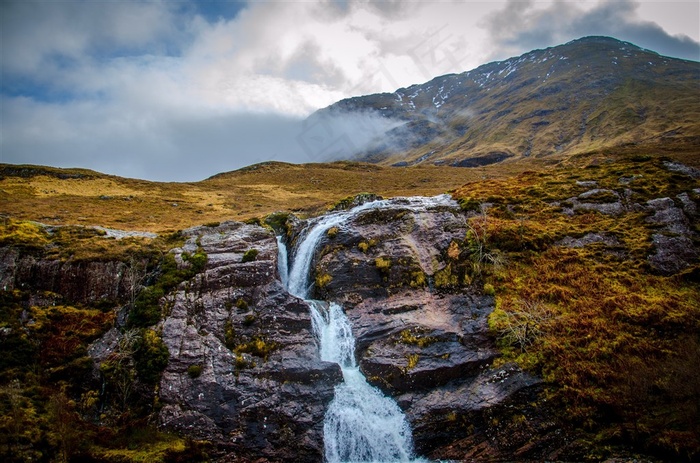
<box><xmin>310</xmin><ymin>36</ymin><xmax>700</xmax><ymax>167</ymax></box>
<box><xmin>0</xmin><ymin>159</ymin><xmax>550</xmax><ymax>232</ymax></box>
<box><xmin>1</xmin><ymin>148</ymin><xmax>698</xmax><ymax>462</ymax></box>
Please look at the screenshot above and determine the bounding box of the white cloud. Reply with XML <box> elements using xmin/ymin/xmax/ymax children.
<box><xmin>1</xmin><ymin>1</ymin><xmax>182</xmax><ymax>75</ymax></box>
<box><xmin>481</xmin><ymin>0</ymin><xmax>700</xmax><ymax>62</ymax></box>
<box><xmin>1</xmin><ymin>0</ymin><xmax>698</xmax><ymax>181</ymax></box>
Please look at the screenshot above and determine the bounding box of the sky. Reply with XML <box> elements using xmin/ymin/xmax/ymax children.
<box><xmin>1</xmin><ymin>0</ymin><xmax>698</xmax><ymax>182</ymax></box>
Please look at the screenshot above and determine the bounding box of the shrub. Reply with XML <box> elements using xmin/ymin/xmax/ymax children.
<box><xmin>488</xmin><ymin>300</ymin><xmax>553</xmax><ymax>353</ymax></box>
<box><xmin>375</xmin><ymin>256</ymin><xmax>392</xmax><ymax>272</ymax></box>
<box><xmin>242</xmin><ymin>249</ymin><xmax>258</xmax><ymax>263</ymax></box>
<box><xmin>405</xmin><ymin>353</ymin><xmax>419</xmax><ymax>371</ymax></box>
<box><xmin>315</xmin><ymin>272</ymin><xmax>332</xmax><ymax>288</ymax></box>
<box><xmin>327</xmin><ymin>227</ymin><xmax>339</xmax><ymax>239</ymax></box>
<box><xmin>224</xmin><ymin>320</ymin><xmax>236</xmax><ymax>350</ymax></box>
<box><xmin>187</xmin><ymin>364</ymin><xmax>203</xmax><ymax>379</ymax></box>
<box><xmin>398</xmin><ymin>328</ymin><xmax>436</xmax><ymax>348</ymax></box>
<box><xmin>264</xmin><ymin>212</ymin><xmax>290</xmax><ymax>234</ymax></box>
<box><xmin>129</xmin><ymin>250</ymin><xmax>207</xmax><ymax>328</ymax></box>
<box><xmin>234</xmin><ymin>336</ymin><xmax>278</xmax><ymax>361</ymax></box>
<box><xmin>134</xmin><ymin>329</ymin><xmax>169</xmax><ymax>385</ymax></box>
<box><xmin>183</xmin><ymin>250</ymin><xmax>207</xmax><ymax>273</ymax></box>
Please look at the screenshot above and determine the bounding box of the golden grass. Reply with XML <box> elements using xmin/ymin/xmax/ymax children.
<box><xmin>0</xmin><ymin>159</ymin><xmax>556</xmax><ymax>233</ymax></box>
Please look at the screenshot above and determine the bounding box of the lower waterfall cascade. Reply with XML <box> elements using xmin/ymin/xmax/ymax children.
<box><xmin>277</xmin><ymin>197</ymin><xmax>460</xmax><ymax>462</ymax></box>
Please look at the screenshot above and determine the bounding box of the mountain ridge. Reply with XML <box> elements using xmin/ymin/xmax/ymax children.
<box><xmin>310</xmin><ymin>35</ymin><xmax>700</xmax><ymax>167</ymax></box>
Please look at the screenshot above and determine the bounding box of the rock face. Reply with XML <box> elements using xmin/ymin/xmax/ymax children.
<box><xmin>554</xmin><ymin>167</ymin><xmax>700</xmax><ymax>276</ymax></box>
<box><xmin>156</xmin><ymin>222</ymin><xmax>341</xmax><ymax>461</ymax></box>
<box><xmin>645</xmin><ymin>196</ymin><xmax>699</xmax><ymax>274</ymax></box>
<box><xmin>298</xmin><ymin>196</ymin><xmax>560</xmax><ymax>459</ymax></box>
<box><xmin>0</xmin><ymin>247</ymin><xmax>133</xmax><ymax>305</ymax></box>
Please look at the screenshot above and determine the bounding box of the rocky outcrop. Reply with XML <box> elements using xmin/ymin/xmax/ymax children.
<box><xmin>554</xmin><ymin>169</ymin><xmax>699</xmax><ymax>276</ymax></box>
<box><xmin>0</xmin><ymin>246</ymin><xmax>133</xmax><ymax>305</ymax></box>
<box><xmin>645</xmin><ymin>196</ymin><xmax>699</xmax><ymax>275</ymax></box>
<box><xmin>155</xmin><ymin>222</ymin><xmax>341</xmax><ymax>461</ymax></box>
<box><xmin>298</xmin><ymin>196</ymin><xmax>564</xmax><ymax>459</ymax></box>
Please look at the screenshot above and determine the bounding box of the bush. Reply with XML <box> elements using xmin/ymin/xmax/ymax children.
<box><xmin>187</xmin><ymin>364</ymin><xmax>202</xmax><ymax>379</ymax></box>
<box><xmin>234</xmin><ymin>336</ymin><xmax>278</xmax><ymax>361</ymax></box>
<box><xmin>134</xmin><ymin>329</ymin><xmax>169</xmax><ymax>385</ymax></box>
<box><xmin>316</xmin><ymin>273</ymin><xmax>332</xmax><ymax>288</ymax></box>
<box><xmin>130</xmin><ymin>286</ymin><xmax>164</xmax><ymax>328</ymax></box>
<box><xmin>242</xmin><ymin>249</ymin><xmax>258</xmax><ymax>263</ymax></box>
<box><xmin>264</xmin><ymin>212</ymin><xmax>291</xmax><ymax>235</ymax></box>
<box><xmin>129</xmin><ymin>250</ymin><xmax>207</xmax><ymax>328</ymax></box>
<box><xmin>375</xmin><ymin>256</ymin><xmax>392</xmax><ymax>272</ymax></box>
<box><xmin>183</xmin><ymin>251</ymin><xmax>207</xmax><ymax>273</ymax></box>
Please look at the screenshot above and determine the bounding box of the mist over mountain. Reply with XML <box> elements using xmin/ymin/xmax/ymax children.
<box><xmin>307</xmin><ymin>36</ymin><xmax>699</xmax><ymax>167</ymax></box>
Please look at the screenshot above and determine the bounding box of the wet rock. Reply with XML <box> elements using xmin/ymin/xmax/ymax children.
<box><xmin>648</xmin><ymin>234</ymin><xmax>699</xmax><ymax>275</ymax></box>
<box><xmin>0</xmin><ymin>246</ymin><xmax>134</xmax><ymax>305</ymax></box>
<box><xmin>289</xmin><ymin>196</ymin><xmax>564</xmax><ymax>458</ymax></box>
<box><xmin>155</xmin><ymin>222</ymin><xmax>343</xmax><ymax>461</ymax></box>
<box><xmin>309</xmin><ymin>195</ymin><xmax>467</xmax><ymax>302</ymax></box>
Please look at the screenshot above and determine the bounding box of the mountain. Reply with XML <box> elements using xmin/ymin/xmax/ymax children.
<box><xmin>310</xmin><ymin>36</ymin><xmax>700</xmax><ymax>167</ymax></box>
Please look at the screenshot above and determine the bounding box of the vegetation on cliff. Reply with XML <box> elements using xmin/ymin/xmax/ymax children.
<box><xmin>0</xmin><ymin>223</ymin><xmax>210</xmax><ymax>462</ymax></box>
<box><xmin>451</xmin><ymin>151</ymin><xmax>700</xmax><ymax>460</ymax></box>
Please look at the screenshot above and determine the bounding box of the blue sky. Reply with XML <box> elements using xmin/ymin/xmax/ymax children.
<box><xmin>1</xmin><ymin>0</ymin><xmax>698</xmax><ymax>181</ymax></box>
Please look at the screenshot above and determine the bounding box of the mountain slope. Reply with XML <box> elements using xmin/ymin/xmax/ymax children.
<box><xmin>311</xmin><ymin>36</ymin><xmax>700</xmax><ymax>167</ymax></box>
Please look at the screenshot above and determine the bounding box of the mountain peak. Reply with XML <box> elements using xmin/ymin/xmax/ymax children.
<box><xmin>311</xmin><ymin>36</ymin><xmax>699</xmax><ymax>167</ymax></box>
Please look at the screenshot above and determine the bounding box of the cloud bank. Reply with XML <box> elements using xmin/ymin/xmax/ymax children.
<box><xmin>1</xmin><ymin>0</ymin><xmax>698</xmax><ymax>181</ymax></box>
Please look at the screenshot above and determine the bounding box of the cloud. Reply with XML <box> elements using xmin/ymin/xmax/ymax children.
<box><xmin>483</xmin><ymin>0</ymin><xmax>700</xmax><ymax>62</ymax></box>
<box><xmin>1</xmin><ymin>0</ymin><xmax>698</xmax><ymax>182</ymax></box>
<box><xmin>1</xmin><ymin>1</ymin><xmax>183</xmax><ymax>76</ymax></box>
<box><xmin>1</xmin><ymin>92</ymin><xmax>406</xmax><ymax>181</ymax></box>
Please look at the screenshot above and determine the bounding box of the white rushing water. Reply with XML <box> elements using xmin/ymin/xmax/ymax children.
<box><xmin>276</xmin><ymin>234</ymin><xmax>289</xmax><ymax>289</ymax></box>
<box><xmin>279</xmin><ymin>198</ymin><xmax>429</xmax><ymax>462</ymax></box>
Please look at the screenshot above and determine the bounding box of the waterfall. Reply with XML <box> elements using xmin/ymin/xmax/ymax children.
<box><xmin>276</xmin><ymin>234</ymin><xmax>289</xmax><ymax>289</ymax></box>
<box><xmin>279</xmin><ymin>199</ymin><xmax>419</xmax><ymax>462</ymax></box>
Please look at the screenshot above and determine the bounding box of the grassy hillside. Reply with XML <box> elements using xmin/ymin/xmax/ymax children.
<box><xmin>1</xmin><ymin>158</ymin><xmax>551</xmax><ymax>233</ymax></box>
<box><xmin>450</xmin><ymin>149</ymin><xmax>700</xmax><ymax>460</ymax></box>
<box><xmin>1</xmin><ymin>140</ymin><xmax>698</xmax><ymax>461</ymax></box>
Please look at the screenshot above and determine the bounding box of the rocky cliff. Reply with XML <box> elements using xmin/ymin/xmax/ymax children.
<box><xmin>298</xmin><ymin>195</ymin><xmax>566</xmax><ymax>460</ymax></box>
<box><xmin>142</xmin><ymin>200</ymin><xmax>564</xmax><ymax>460</ymax></box>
